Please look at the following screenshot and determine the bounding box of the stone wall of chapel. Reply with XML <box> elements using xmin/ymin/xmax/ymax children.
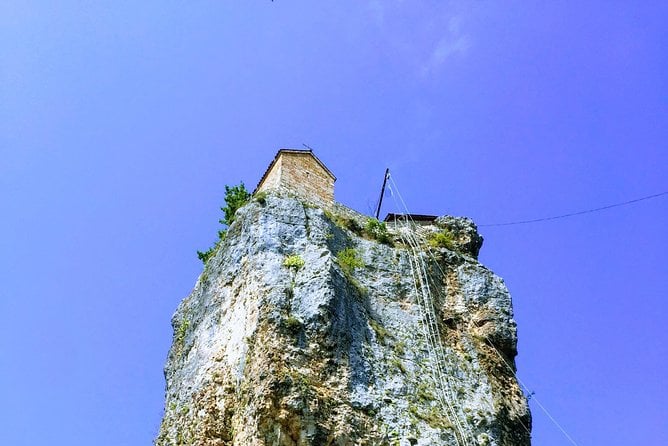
<box><xmin>279</xmin><ymin>153</ymin><xmax>334</xmax><ymax>204</ymax></box>
<box><xmin>257</xmin><ymin>158</ymin><xmax>283</xmax><ymax>192</ymax></box>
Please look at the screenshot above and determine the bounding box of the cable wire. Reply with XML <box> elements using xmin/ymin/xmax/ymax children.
<box><xmin>484</xmin><ymin>340</ymin><xmax>580</xmax><ymax>446</ymax></box>
<box><xmin>479</xmin><ymin>191</ymin><xmax>668</xmax><ymax>227</ymax></box>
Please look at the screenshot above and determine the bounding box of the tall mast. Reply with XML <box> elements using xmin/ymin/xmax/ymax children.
<box><xmin>374</xmin><ymin>168</ymin><xmax>390</xmax><ymax>220</ymax></box>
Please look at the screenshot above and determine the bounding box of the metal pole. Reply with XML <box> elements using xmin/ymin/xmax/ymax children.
<box><xmin>375</xmin><ymin>168</ymin><xmax>390</xmax><ymax>220</ymax></box>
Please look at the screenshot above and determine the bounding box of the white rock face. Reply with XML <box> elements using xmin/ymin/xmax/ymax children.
<box><xmin>156</xmin><ymin>194</ymin><xmax>531</xmax><ymax>446</ymax></box>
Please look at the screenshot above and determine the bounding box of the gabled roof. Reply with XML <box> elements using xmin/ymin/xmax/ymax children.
<box><xmin>383</xmin><ymin>213</ymin><xmax>438</xmax><ymax>223</ymax></box>
<box><xmin>255</xmin><ymin>149</ymin><xmax>336</xmax><ymax>193</ymax></box>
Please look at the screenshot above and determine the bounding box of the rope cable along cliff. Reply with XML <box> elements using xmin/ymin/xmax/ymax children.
<box><xmin>387</xmin><ymin>185</ymin><xmax>477</xmax><ymax>446</ymax></box>
<box><xmin>389</xmin><ymin>193</ymin><xmax>477</xmax><ymax>445</ymax></box>
<box><xmin>387</xmin><ymin>173</ymin><xmax>581</xmax><ymax>445</ymax></box>
<box><xmin>392</xmin><ymin>213</ymin><xmax>464</xmax><ymax>443</ymax></box>
<box><xmin>410</xmin><ymin>233</ymin><xmax>477</xmax><ymax>446</ymax></box>
<box><xmin>396</xmin><ymin>222</ymin><xmax>474</xmax><ymax>446</ymax></box>
<box><xmin>388</xmin><ymin>176</ymin><xmax>505</xmax><ymax>410</ymax></box>
<box><xmin>403</xmin><ymin>237</ymin><xmax>467</xmax><ymax>442</ymax></box>
<box><xmin>389</xmin><ymin>175</ymin><xmax>555</xmax><ymax>442</ymax></box>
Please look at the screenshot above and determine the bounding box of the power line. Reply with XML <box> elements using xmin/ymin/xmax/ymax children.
<box><xmin>479</xmin><ymin>191</ymin><xmax>668</xmax><ymax>227</ymax></box>
<box><xmin>484</xmin><ymin>340</ymin><xmax>581</xmax><ymax>446</ymax></box>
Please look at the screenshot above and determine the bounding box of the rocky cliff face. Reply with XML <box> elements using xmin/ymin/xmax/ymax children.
<box><xmin>156</xmin><ymin>194</ymin><xmax>531</xmax><ymax>446</ymax></box>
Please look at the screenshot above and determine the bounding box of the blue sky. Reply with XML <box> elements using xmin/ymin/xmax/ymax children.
<box><xmin>1</xmin><ymin>1</ymin><xmax>666</xmax><ymax>445</ymax></box>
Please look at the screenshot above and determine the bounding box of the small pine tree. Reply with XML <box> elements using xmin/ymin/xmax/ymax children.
<box><xmin>219</xmin><ymin>183</ymin><xmax>251</xmax><ymax>227</ymax></box>
<box><xmin>197</xmin><ymin>182</ymin><xmax>251</xmax><ymax>264</ymax></box>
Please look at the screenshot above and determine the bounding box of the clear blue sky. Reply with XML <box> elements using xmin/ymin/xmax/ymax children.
<box><xmin>1</xmin><ymin>1</ymin><xmax>666</xmax><ymax>445</ymax></box>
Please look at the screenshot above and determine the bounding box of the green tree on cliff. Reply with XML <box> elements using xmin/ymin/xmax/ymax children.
<box><xmin>197</xmin><ymin>182</ymin><xmax>251</xmax><ymax>264</ymax></box>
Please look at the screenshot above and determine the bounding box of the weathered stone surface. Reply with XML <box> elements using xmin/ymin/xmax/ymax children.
<box><xmin>156</xmin><ymin>194</ymin><xmax>531</xmax><ymax>446</ymax></box>
<box><xmin>434</xmin><ymin>216</ymin><xmax>484</xmax><ymax>259</ymax></box>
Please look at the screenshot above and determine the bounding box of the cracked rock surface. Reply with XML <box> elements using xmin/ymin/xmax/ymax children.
<box><xmin>156</xmin><ymin>194</ymin><xmax>531</xmax><ymax>446</ymax></box>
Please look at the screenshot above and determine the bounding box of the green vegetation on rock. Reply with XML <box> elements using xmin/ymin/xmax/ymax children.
<box><xmin>428</xmin><ymin>229</ymin><xmax>456</xmax><ymax>250</ymax></box>
<box><xmin>283</xmin><ymin>254</ymin><xmax>305</xmax><ymax>270</ymax></box>
<box><xmin>364</xmin><ymin>218</ymin><xmax>393</xmax><ymax>245</ymax></box>
<box><xmin>220</xmin><ymin>183</ymin><xmax>251</xmax><ymax>227</ymax></box>
<box><xmin>337</xmin><ymin>247</ymin><xmax>364</xmax><ymax>274</ymax></box>
<box><xmin>253</xmin><ymin>190</ymin><xmax>268</xmax><ymax>205</ymax></box>
<box><xmin>197</xmin><ymin>182</ymin><xmax>251</xmax><ymax>264</ymax></box>
<box><xmin>370</xmin><ymin>318</ymin><xmax>391</xmax><ymax>344</ymax></box>
<box><xmin>174</xmin><ymin>317</ymin><xmax>190</xmax><ymax>356</ymax></box>
<box><xmin>324</xmin><ymin>210</ymin><xmax>362</xmax><ymax>235</ymax></box>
